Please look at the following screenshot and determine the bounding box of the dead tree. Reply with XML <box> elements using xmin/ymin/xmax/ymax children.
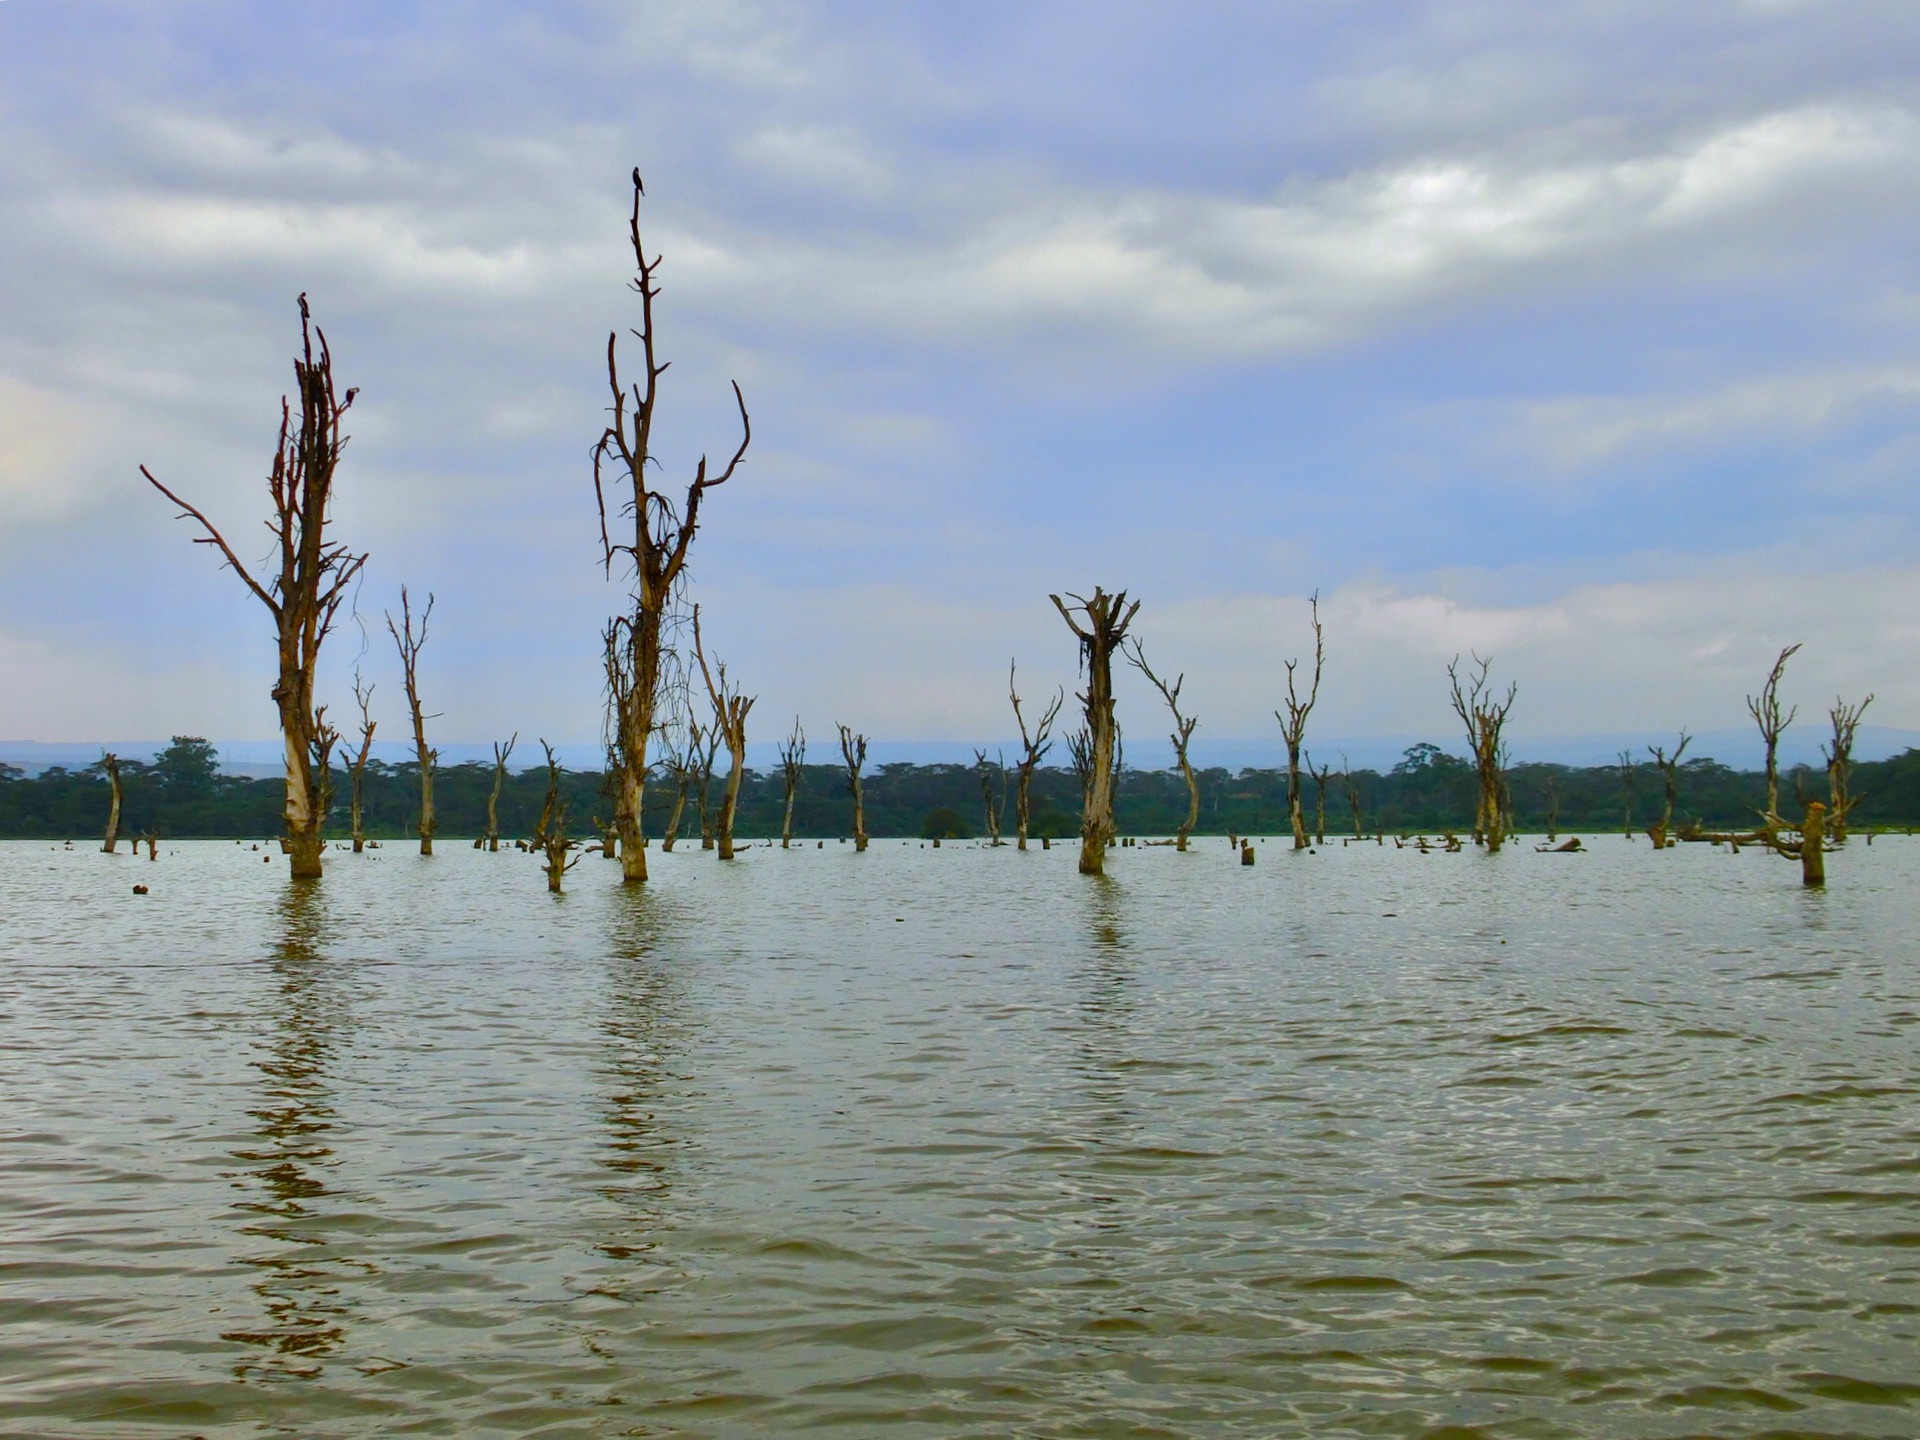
<box><xmin>100</xmin><ymin>753</ymin><xmax>123</xmax><ymax>854</ymax></box>
<box><xmin>1340</xmin><ymin>753</ymin><xmax>1364</xmax><ymax>839</ymax></box>
<box><xmin>658</xmin><ymin>721</ymin><xmax>694</xmax><ymax>853</ymax></box>
<box><xmin>963</xmin><ymin>749</ymin><xmax>1001</xmax><ymax>846</ymax></box>
<box><xmin>692</xmin><ymin>605</ymin><xmax>754</xmax><ymax>860</ymax></box>
<box><xmin>1746</xmin><ymin>643</ymin><xmax>1802</xmax><ymax>828</ymax></box>
<box><xmin>1275</xmin><ymin>592</ymin><xmax>1324</xmax><ymax>850</ymax></box>
<box><xmin>385</xmin><ymin>587</ymin><xmax>437</xmax><ymax>856</ymax></box>
<box><xmin>1646</xmin><ymin>732</ymin><xmax>1691</xmax><ymax>847</ymax></box>
<box><xmin>1446</xmin><ymin>653</ymin><xmax>1516</xmax><ymax>853</ymax></box>
<box><xmin>1008</xmin><ymin>662</ymin><xmax>1062</xmax><ymax>852</ymax></box>
<box><xmin>1051</xmin><ymin>587</ymin><xmax>1139</xmax><ymax>876</ymax></box>
<box><xmin>484</xmin><ymin>732</ymin><xmax>518</xmax><ymax>852</ymax></box>
<box><xmin>1616</xmin><ymin>750</ymin><xmax>1637</xmax><ymax>838</ymax></box>
<box><xmin>141</xmin><ymin>295</ymin><xmax>365</xmax><ymax>879</ymax></box>
<box><xmin>838</xmin><ymin>725</ymin><xmax>869</xmax><ymax>851</ymax></box>
<box><xmin>533</xmin><ymin>740</ymin><xmax>582</xmax><ymax>894</ymax></box>
<box><xmin>1824</xmin><ymin>695</ymin><xmax>1873</xmax><ymax>841</ymax></box>
<box><xmin>778</xmin><ymin>717</ymin><xmax>805</xmax><ymax>848</ymax></box>
<box><xmin>1308</xmin><ymin>752</ymin><xmax>1332</xmax><ymax>845</ymax></box>
<box><xmin>348</xmin><ymin>671</ymin><xmax>376</xmax><ymax>853</ymax></box>
<box><xmin>593</xmin><ymin>169</ymin><xmax>751</xmax><ymax>884</ymax></box>
<box><xmin>1124</xmin><ymin>640</ymin><xmax>1199</xmax><ymax>852</ymax></box>
<box><xmin>692</xmin><ymin>716</ymin><xmax>722</xmax><ymax>850</ymax></box>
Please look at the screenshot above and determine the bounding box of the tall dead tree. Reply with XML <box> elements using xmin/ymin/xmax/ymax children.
<box><xmin>693</xmin><ymin>606</ymin><xmax>754</xmax><ymax>860</ymax></box>
<box><xmin>972</xmin><ymin>749</ymin><xmax>1005</xmax><ymax>846</ymax></box>
<box><xmin>1051</xmin><ymin>587</ymin><xmax>1139</xmax><ymax>876</ymax></box>
<box><xmin>142</xmin><ymin>295</ymin><xmax>365</xmax><ymax>880</ymax></box>
<box><xmin>1647</xmin><ymin>732</ymin><xmax>1691</xmax><ymax>846</ymax></box>
<box><xmin>1616</xmin><ymin>750</ymin><xmax>1636</xmax><ymax>838</ymax></box>
<box><xmin>1447</xmin><ymin>653</ymin><xmax>1516</xmax><ymax>853</ymax></box>
<box><xmin>484</xmin><ymin>732</ymin><xmax>518</xmax><ymax>852</ymax></box>
<box><xmin>1275</xmin><ymin>592</ymin><xmax>1324</xmax><ymax>850</ymax></box>
<box><xmin>1008</xmin><ymin>662</ymin><xmax>1063</xmax><ymax>852</ymax></box>
<box><xmin>533</xmin><ymin>740</ymin><xmax>581</xmax><ymax>894</ymax></box>
<box><xmin>385</xmin><ymin>587</ymin><xmax>437</xmax><ymax>856</ymax></box>
<box><xmin>778</xmin><ymin>717</ymin><xmax>805</xmax><ymax>848</ymax></box>
<box><xmin>1124</xmin><ymin>640</ymin><xmax>1199</xmax><ymax>852</ymax></box>
<box><xmin>838</xmin><ymin>725</ymin><xmax>869</xmax><ymax>852</ymax></box>
<box><xmin>100</xmin><ymin>753</ymin><xmax>123</xmax><ymax>854</ymax></box>
<box><xmin>1747</xmin><ymin>643</ymin><xmax>1801</xmax><ymax>827</ymax></box>
<box><xmin>658</xmin><ymin>722</ymin><xmax>694</xmax><ymax>853</ymax></box>
<box><xmin>1824</xmin><ymin>695</ymin><xmax>1873</xmax><ymax>841</ymax></box>
<box><xmin>594</xmin><ymin>169</ymin><xmax>751</xmax><ymax>884</ymax></box>
<box><xmin>693</xmin><ymin>717</ymin><xmax>722</xmax><ymax>850</ymax></box>
<box><xmin>1340</xmin><ymin>754</ymin><xmax>1364</xmax><ymax>839</ymax></box>
<box><xmin>348</xmin><ymin>672</ymin><xmax>376</xmax><ymax>853</ymax></box>
<box><xmin>1308</xmin><ymin>752</ymin><xmax>1331</xmax><ymax>845</ymax></box>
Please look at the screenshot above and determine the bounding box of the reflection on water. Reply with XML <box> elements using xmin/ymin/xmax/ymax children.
<box><xmin>222</xmin><ymin>884</ymin><xmax>356</xmax><ymax>1377</ymax></box>
<box><xmin>4</xmin><ymin>838</ymin><xmax>1919</xmax><ymax>1438</ymax></box>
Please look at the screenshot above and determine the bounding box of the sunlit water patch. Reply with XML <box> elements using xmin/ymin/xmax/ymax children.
<box><xmin>3</xmin><ymin>835</ymin><xmax>1917</xmax><ymax>1437</ymax></box>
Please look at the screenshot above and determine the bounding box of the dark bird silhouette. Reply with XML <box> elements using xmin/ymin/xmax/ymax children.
<box><xmin>632</xmin><ymin>167</ymin><xmax>644</xmax><ymax>196</ymax></box>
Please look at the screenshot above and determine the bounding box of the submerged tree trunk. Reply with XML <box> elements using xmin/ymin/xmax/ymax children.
<box><xmin>534</xmin><ymin>740</ymin><xmax>579</xmax><ymax>893</ymax></box>
<box><xmin>1825</xmin><ymin>695</ymin><xmax>1872</xmax><ymax>842</ymax></box>
<box><xmin>387</xmin><ymin>587</ymin><xmax>437</xmax><ymax>856</ymax></box>
<box><xmin>1276</xmin><ymin>593</ymin><xmax>1324</xmax><ymax>850</ymax></box>
<box><xmin>1448</xmin><ymin>653</ymin><xmax>1516</xmax><ymax>854</ymax></box>
<box><xmin>778</xmin><ymin>717</ymin><xmax>804</xmax><ymax>849</ymax></box>
<box><xmin>101</xmin><ymin>753</ymin><xmax>122</xmax><ymax>854</ymax></box>
<box><xmin>693</xmin><ymin>605</ymin><xmax>754</xmax><ymax>861</ymax></box>
<box><xmin>1052</xmin><ymin>588</ymin><xmax>1140</xmax><ymax>876</ymax></box>
<box><xmin>1124</xmin><ymin>640</ymin><xmax>1198</xmax><ymax>852</ymax></box>
<box><xmin>593</xmin><ymin>170</ymin><xmax>751</xmax><ymax>886</ymax></box>
<box><xmin>485</xmin><ymin>733</ymin><xmax>517</xmax><ymax>852</ymax></box>
<box><xmin>349</xmin><ymin>672</ymin><xmax>375</xmax><ymax>853</ymax></box>
<box><xmin>143</xmin><ymin>295</ymin><xmax>365</xmax><ymax>881</ymax></box>
<box><xmin>839</xmin><ymin>725</ymin><xmax>868</xmax><ymax>852</ymax></box>
<box><xmin>1747</xmin><ymin>643</ymin><xmax>1801</xmax><ymax>830</ymax></box>
<box><xmin>1009</xmin><ymin>661</ymin><xmax>1062</xmax><ymax>853</ymax></box>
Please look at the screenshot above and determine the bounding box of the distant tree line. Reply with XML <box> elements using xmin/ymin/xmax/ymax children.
<box><xmin>8</xmin><ymin>735</ymin><xmax>1920</xmax><ymax>843</ymax></box>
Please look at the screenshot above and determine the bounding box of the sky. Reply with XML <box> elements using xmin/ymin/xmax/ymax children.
<box><xmin>2</xmin><ymin>0</ymin><xmax>1918</xmax><ymax>770</ymax></box>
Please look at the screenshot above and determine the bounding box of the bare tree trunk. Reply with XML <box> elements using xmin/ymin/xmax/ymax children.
<box><xmin>1824</xmin><ymin>695</ymin><xmax>1872</xmax><ymax>841</ymax></box>
<box><xmin>1648</xmin><ymin>732</ymin><xmax>1690</xmax><ymax>849</ymax></box>
<box><xmin>662</xmin><ymin>783</ymin><xmax>688</xmax><ymax>851</ymax></box>
<box><xmin>1800</xmin><ymin>801</ymin><xmax>1827</xmax><ymax>886</ymax></box>
<box><xmin>1124</xmin><ymin>640</ymin><xmax>1198</xmax><ymax>852</ymax></box>
<box><xmin>593</xmin><ymin>170</ymin><xmax>751</xmax><ymax>886</ymax></box>
<box><xmin>838</xmin><ymin>725</ymin><xmax>868</xmax><ymax>851</ymax></box>
<box><xmin>974</xmin><ymin>749</ymin><xmax>1004</xmax><ymax>846</ymax></box>
<box><xmin>1052</xmin><ymin>588</ymin><xmax>1140</xmax><ymax>876</ymax></box>
<box><xmin>1447</xmin><ymin>654</ymin><xmax>1516</xmax><ymax>853</ymax></box>
<box><xmin>1309</xmin><ymin>754</ymin><xmax>1330</xmax><ymax>845</ymax></box>
<box><xmin>693</xmin><ymin>605</ymin><xmax>754</xmax><ymax>861</ymax></box>
<box><xmin>1615</xmin><ymin>750</ymin><xmax>1636</xmax><ymax>838</ymax></box>
<box><xmin>533</xmin><ymin>740</ymin><xmax>580</xmax><ymax>893</ymax></box>
<box><xmin>1009</xmin><ymin>662</ymin><xmax>1062</xmax><ymax>852</ymax></box>
<box><xmin>349</xmin><ymin>672</ymin><xmax>375</xmax><ymax>853</ymax></box>
<box><xmin>1341</xmin><ymin>754</ymin><xmax>1364</xmax><ymax>839</ymax></box>
<box><xmin>778</xmin><ymin>717</ymin><xmax>805</xmax><ymax>848</ymax></box>
<box><xmin>1276</xmin><ymin>592</ymin><xmax>1323</xmax><ymax>850</ymax></box>
<box><xmin>100</xmin><ymin>753</ymin><xmax>122</xmax><ymax>854</ymax></box>
<box><xmin>1747</xmin><ymin>643</ymin><xmax>1802</xmax><ymax>829</ymax></box>
<box><xmin>143</xmin><ymin>295</ymin><xmax>364</xmax><ymax>881</ymax></box>
<box><xmin>386</xmin><ymin>587</ymin><xmax>437</xmax><ymax>855</ymax></box>
<box><xmin>694</xmin><ymin>721</ymin><xmax>719</xmax><ymax>850</ymax></box>
<box><xmin>485</xmin><ymin>732</ymin><xmax>517</xmax><ymax>852</ymax></box>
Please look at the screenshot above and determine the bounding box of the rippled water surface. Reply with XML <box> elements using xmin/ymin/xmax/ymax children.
<box><xmin>4</xmin><ymin>834</ymin><xmax>1919</xmax><ymax>1438</ymax></box>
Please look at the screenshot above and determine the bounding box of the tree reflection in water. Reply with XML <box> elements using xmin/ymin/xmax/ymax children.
<box><xmin>1070</xmin><ymin>875</ymin><xmax>1140</xmax><ymax>1230</ymax></box>
<box><xmin>594</xmin><ymin>886</ymin><xmax>686</xmax><ymax>1266</ymax></box>
<box><xmin>221</xmin><ymin>882</ymin><xmax>358</xmax><ymax>1378</ymax></box>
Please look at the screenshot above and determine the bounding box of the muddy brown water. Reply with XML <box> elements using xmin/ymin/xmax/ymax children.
<box><xmin>3</xmin><ymin>836</ymin><xmax>1917</xmax><ymax>1437</ymax></box>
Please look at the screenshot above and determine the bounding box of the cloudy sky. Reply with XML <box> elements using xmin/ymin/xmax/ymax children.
<box><xmin>3</xmin><ymin>0</ymin><xmax>1917</xmax><ymax>767</ymax></box>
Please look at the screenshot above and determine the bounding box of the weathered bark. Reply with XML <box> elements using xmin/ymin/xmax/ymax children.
<box><xmin>1447</xmin><ymin>653</ymin><xmax>1516</xmax><ymax>853</ymax></box>
<box><xmin>533</xmin><ymin>740</ymin><xmax>580</xmax><ymax>893</ymax></box>
<box><xmin>142</xmin><ymin>295</ymin><xmax>364</xmax><ymax>880</ymax></box>
<box><xmin>838</xmin><ymin>725</ymin><xmax>868</xmax><ymax>852</ymax></box>
<box><xmin>1747</xmin><ymin>643</ymin><xmax>1801</xmax><ymax>829</ymax></box>
<box><xmin>349</xmin><ymin>672</ymin><xmax>376</xmax><ymax>853</ymax></box>
<box><xmin>1052</xmin><ymin>587</ymin><xmax>1140</xmax><ymax>876</ymax></box>
<box><xmin>778</xmin><ymin>717</ymin><xmax>805</xmax><ymax>848</ymax></box>
<box><xmin>1824</xmin><ymin>695</ymin><xmax>1872</xmax><ymax>841</ymax></box>
<box><xmin>693</xmin><ymin>605</ymin><xmax>754</xmax><ymax>860</ymax></box>
<box><xmin>485</xmin><ymin>733</ymin><xmax>517</xmax><ymax>852</ymax></box>
<box><xmin>386</xmin><ymin>587</ymin><xmax>437</xmax><ymax>855</ymax></box>
<box><xmin>593</xmin><ymin>169</ymin><xmax>751</xmax><ymax>885</ymax></box>
<box><xmin>1009</xmin><ymin>661</ymin><xmax>1062</xmax><ymax>852</ymax></box>
<box><xmin>1799</xmin><ymin>801</ymin><xmax>1827</xmax><ymax>886</ymax></box>
<box><xmin>1124</xmin><ymin>640</ymin><xmax>1198</xmax><ymax>852</ymax></box>
<box><xmin>1647</xmin><ymin>732</ymin><xmax>1690</xmax><ymax>848</ymax></box>
<box><xmin>100</xmin><ymin>753</ymin><xmax>122</xmax><ymax>854</ymax></box>
<box><xmin>1275</xmin><ymin>592</ymin><xmax>1323</xmax><ymax>849</ymax></box>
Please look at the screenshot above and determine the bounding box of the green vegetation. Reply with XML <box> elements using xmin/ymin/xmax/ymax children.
<box><xmin>9</xmin><ymin>737</ymin><xmax>1920</xmax><ymax>842</ymax></box>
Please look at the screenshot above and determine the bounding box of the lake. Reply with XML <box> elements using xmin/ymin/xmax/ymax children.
<box><xmin>3</xmin><ymin>834</ymin><xmax>1917</xmax><ymax>1438</ymax></box>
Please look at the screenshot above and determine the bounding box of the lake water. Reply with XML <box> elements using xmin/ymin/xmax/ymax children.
<box><xmin>3</xmin><ymin>834</ymin><xmax>1918</xmax><ymax>1438</ymax></box>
